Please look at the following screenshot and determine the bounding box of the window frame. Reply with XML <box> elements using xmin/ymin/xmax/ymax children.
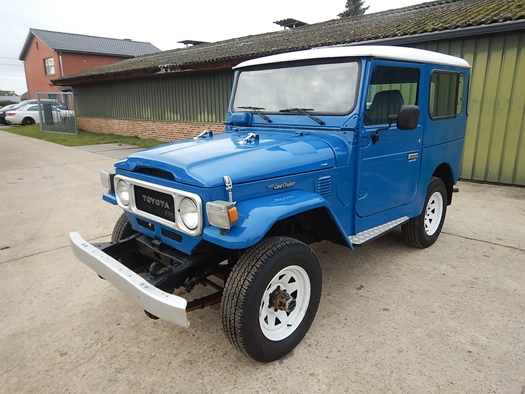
<box><xmin>428</xmin><ymin>70</ymin><xmax>466</xmax><ymax>120</ymax></box>
<box><xmin>364</xmin><ymin>64</ymin><xmax>420</xmax><ymax>126</ymax></box>
<box><xmin>232</xmin><ymin>58</ymin><xmax>362</xmax><ymax>116</ymax></box>
<box><xmin>44</xmin><ymin>57</ymin><xmax>55</xmax><ymax>76</ymax></box>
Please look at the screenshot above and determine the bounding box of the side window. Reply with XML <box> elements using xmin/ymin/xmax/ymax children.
<box><xmin>456</xmin><ymin>74</ymin><xmax>466</xmax><ymax>116</ymax></box>
<box><xmin>429</xmin><ymin>72</ymin><xmax>465</xmax><ymax>119</ymax></box>
<box><xmin>365</xmin><ymin>66</ymin><xmax>419</xmax><ymax>125</ymax></box>
<box><xmin>44</xmin><ymin>58</ymin><xmax>55</xmax><ymax>76</ymax></box>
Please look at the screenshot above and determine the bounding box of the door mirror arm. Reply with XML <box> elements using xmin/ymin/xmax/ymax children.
<box><xmin>370</xmin><ymin>105</ymin><xmax>420</xmax><ymax>144</ymax></box>
<box><xmin>371</xmin><ymin>114</ymin><xmax>397</xmax><ymax>144</ymax></box>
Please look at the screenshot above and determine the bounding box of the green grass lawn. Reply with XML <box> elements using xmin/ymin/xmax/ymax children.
<box><xmin>1</xmin><ymin>125</ymin><xmax>163</xmax><ymax>148</ymax></box>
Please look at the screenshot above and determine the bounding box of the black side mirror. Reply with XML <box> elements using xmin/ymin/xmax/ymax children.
<box><xmin>397</xmin><ymin>105</ymin><xmax>420</xmax><ymax>130</ymax></box>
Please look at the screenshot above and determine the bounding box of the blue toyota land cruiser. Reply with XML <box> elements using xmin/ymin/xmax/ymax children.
<box><xmin>70</xmin><ymin>45</ymin><xmax>470</xmax><ymax>362</ymax></box>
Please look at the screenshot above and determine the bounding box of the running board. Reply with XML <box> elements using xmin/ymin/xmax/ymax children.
<box><xmin>350</xmin><ymin>216</ymin><xmax>409</xmax><ymax>245</ymax></box>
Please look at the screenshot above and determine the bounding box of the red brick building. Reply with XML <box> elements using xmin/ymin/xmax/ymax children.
<box><xmin>19</xmin><ymin>28</ymin><xmax>160</xmax><ymax>99</ymax></box>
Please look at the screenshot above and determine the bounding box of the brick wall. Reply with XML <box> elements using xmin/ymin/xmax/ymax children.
<box><xmin>23</xmin><ymin>35</ymin><xmax>131</xmax><ymax>99</ymax></box>
<box><xmin>23</xmin><ymin>38</ymin><xmax>59</xmax><ymax>98</ymax></box>
<box><xmin>77</xmin><ymin>117</ymin><xmax>225</xmax><ymax>142</ymax></box>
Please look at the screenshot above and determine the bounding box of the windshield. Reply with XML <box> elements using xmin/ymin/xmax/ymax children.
<box><xmin>233</xmin><ymin>61</ymin><xmax>360</xmax><ymax>114</ymax></box>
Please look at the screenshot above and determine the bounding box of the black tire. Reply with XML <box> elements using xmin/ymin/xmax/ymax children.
<box><xmin>111</xmin><ymin>212</ymin><xmax>138</xmax><ymax>242</ymax></box>
<box><xmin>111</xmin><ymin>213</ymin><xmax>149</xmax><ymax>268</ymax></box>
<box><xmin>221</xmin><ymin>236</ymin><xmax>322</xmax><ymax>362</ymax></box>
<box><xmin>402</xmin><ymin>177</ymin><xmax>447</xmax><ymax>248</ymax></box>
<box><xmin>21</xmin><ymin>117</ymin><xmax>35</xmax><ymax>126</ymax></box>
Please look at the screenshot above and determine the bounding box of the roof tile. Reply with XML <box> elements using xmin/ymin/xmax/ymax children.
<box><xmin>55</xmin><ymin>0</ymin><xmax>525</xmax><ymax>84</ymax></box>
<box><xmin>20</xmin><ymin>28</ymin><xmax>160</xmax><ymax>60</ymax></box>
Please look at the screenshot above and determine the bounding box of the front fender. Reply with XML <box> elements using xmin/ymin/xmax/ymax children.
<box><xmin>102</xmin><ymin>190</ymin><xmax>117</xmax><ymax>205</ymax></box>
<box><xmin>203</xmin><ymin>190</ymin><xmax>350</xmax><ymax>249</ymax></box>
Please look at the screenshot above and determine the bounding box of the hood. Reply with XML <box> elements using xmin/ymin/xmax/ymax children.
<box><xmin>115</xmin><ymin>131</ymin><xmax>336</xmax><ymax>187</ymax></box>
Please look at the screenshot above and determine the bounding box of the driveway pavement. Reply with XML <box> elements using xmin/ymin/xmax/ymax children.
<box><xmin>74</xmin><ymin>142</ymin><xmax>143</xmax><ymax>159</ymax></box>
<box><xmin>0</xmin><ymin>130</ymin><xmax>524</xmax><ymax>393</ymax></box>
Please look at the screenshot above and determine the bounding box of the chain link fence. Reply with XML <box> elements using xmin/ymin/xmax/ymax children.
<box><xmin>36</xmin><ymin>92</ymin><xmax>76</xmax><ymax>134</ymax></box>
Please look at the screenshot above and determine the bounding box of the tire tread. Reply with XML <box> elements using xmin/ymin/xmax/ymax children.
<box><xmin>111</xmin><ymin>213</ymin><xmax>134</xmax><ymax>242</ymax></box>
<box><xmin>221</xmin><ymin>236</ymin><xmax>321</xmax><ymax>361</ymax></box>
<box><xmin>402</xmin><ymin>176</ymin><xmax>447</xmax><ymax>248</ymax></box>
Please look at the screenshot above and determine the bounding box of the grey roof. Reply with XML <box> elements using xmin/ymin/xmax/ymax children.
<box><xmin>19</xmin><ymin>28</ymin><xmax>160</xmax><ymax>60</ymax></box>
<box><xmin>54</xmin><ymin>0</ymin><xmax>525</xmax><ymax>85</ymax></box>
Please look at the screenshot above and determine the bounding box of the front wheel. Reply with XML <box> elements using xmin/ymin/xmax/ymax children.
<box><xmin>221</xmin><ymin>236</ymin><xmax>322</xmax><ymax>362</ymax></box>
<box><xmin>111</xmin><ymin>213</ymin><xmax>150</xmax><ymax>269</ymax></box>
<box><xmin>402</xmin><ymin>177</ymin><xmax>447</xmax><ymax>248</ymax></box>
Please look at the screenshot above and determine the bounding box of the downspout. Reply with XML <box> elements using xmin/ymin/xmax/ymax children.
<box><xmin>58</xmin><ymin>52</ymin><xmax>64</xmax><ymax>77</ymax></box>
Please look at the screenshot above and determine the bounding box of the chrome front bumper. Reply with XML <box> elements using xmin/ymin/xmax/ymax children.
<box><xmin>69</xmin><ymin>232</ymin><xmax>189</xmax><ymax>328</ymax></box>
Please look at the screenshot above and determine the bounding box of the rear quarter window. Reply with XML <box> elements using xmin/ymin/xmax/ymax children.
<box><xmin>429</xmin><ymin>71</ymin><xmax>466</xmax><ymax>119</ymax></box>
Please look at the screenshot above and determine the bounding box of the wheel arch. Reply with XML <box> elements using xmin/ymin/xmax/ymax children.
<box><xmin>267</xmin><ymin>207</ymin><xmax>349</xmax><ymax>247</ymax></box>
<box><xmin>432</xmin><ymin>163</ymin><xmax>454</xmax><ymax>205</ymax></box>
<box><xmin>202</xmin><ymin>190</ymin><xmax>352</xmax><ymax>250</ymax></box>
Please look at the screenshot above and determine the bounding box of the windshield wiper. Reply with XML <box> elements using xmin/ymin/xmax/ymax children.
<box><xmin>279</xmin><ymin>108</ymin><xmax>325</xmax><ymax>125</ymax></box>
<box><xmin>237</xmin><ymin>106</ymin><xmax>272</xmax><ymax>123</ymax></box>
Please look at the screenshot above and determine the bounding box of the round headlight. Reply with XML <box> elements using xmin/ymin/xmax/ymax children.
<box><xmin>179</xmin><ymin>198</ymin><xmax>199</xmax><ymax>230</ymax></box>
<box><xmin>116</xmin><ymin>180</ymin><xmax>130</xmax><ymax>206</ymax></box>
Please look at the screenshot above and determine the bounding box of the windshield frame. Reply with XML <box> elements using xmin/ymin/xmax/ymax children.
<box><xmin>231</xmin><ymin>58</ymin><xmax>362</xmax><ymax>117</ymax></box>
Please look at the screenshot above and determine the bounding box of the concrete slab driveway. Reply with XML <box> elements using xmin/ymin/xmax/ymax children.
<box><xmin>0</xmin><ymin>130</ymin><xmax>524</xmax><ymax>393</ymax></box>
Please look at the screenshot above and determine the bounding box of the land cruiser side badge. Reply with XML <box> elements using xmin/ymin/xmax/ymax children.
<box><xmin>266</xmin><ymin>181</ymin><xmax>296</xmax><ymax>190</ymax></box>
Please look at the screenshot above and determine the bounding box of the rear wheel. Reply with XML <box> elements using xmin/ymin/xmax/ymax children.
<box><xmin>402</xmin><ymin>177</ymin><xmax>447</xmax><ymax>248</ymax></box>
<box><xmin>221</xmin><ymin>236</ymin><xmax>322</xmax><ymax>362</ymax></box>
<box><xmin>21</xmin><ymin>117</ymin><xmax>35</xmax><ymax>126</ymax></box>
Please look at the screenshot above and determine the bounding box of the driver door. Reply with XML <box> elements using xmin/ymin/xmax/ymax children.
<box><xmin>356</xmin><ymin>63</ymin><xmax>423</xmax><ymax>218</ymax></box>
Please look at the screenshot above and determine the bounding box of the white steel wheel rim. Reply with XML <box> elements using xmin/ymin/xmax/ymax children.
<box><xmin>259</xmin><ymin>265</ymin><xmax>311</xmax><ymax>341</ymax></box>
<box><xmin>425</xmin><ymin>191</ymin><xmax>444</xmax><ymax>236</ymax></box>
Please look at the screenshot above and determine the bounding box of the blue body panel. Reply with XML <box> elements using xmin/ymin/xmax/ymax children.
<box><xmin>115</xmin><ymin>132</ymin><xmax>336</xmax><ymax>187</ymax></box>
<box><xmin>203</xmin><ymin>190</ymin><xmax>352</xmax><ymax>249</ymax></box>
<box><xmin>105</xmin><ymin>52</ymin><xmax>470</xmax><ymax>254</ymax></box>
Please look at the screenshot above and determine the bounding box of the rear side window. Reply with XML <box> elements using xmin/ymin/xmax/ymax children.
<box><xmin>429</xmin><ymin>72</ymin><xmax>466</xmax><ymax>119</ymax></box>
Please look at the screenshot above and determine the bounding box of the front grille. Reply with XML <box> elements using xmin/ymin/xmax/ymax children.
<box><xmin>137</xmin><ymin>218</ymin><xmax>155</xmax><ymax>231</ymax></box>
<box><xmin>161</xmin><ymin>228</ymin><xmax>183</xmax><ymax>243</ymax></box>
<box><xmin>134</xmin><ymin>185</ymin><xmax>175</xmax><ymax>222</ymax></box>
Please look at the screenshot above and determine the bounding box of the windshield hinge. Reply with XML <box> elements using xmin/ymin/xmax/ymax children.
<box><xmin>194</xmin><ymin>129</ymin><xmax>213</xmax><ymax>140</ymax></box>
<box><xmin>239</xmin><ymin>132</ymin><xmax>259</xmax><ymax>145</ymax></box>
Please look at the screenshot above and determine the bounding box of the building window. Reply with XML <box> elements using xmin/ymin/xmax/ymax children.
<box><xmin>44</xmin><ymin>58</ymin><xmax>55</xmax><ymax>76</ymax></box>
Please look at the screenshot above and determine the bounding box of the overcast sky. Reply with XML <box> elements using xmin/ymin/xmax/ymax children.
<box><xmin>1</xmin><ymin>0</ymin><xmax>433</xmax><ymax>96</ymax></box>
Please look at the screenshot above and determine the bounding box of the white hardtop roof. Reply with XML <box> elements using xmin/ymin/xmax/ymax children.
<box><xmin>234</xmin><ymin>45</ymin><xmax>471</xmax><ymax>69</ymax></box>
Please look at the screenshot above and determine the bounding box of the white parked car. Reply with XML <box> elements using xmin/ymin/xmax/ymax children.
<box><xmin>0</xmin><ymin>103</ymin><xmax>21</xmax><ymax>124</ymax></box>
<box><xmin>5</xmin><ymin>104</ymin><xmax>74</xmax><ymax>126</ymax></box>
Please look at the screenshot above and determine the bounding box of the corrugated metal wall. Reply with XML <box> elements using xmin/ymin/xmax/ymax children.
<box><xmin>417</xmin><ymin>32</ymin><xmax>525</xmax><ymax>185</ymax></box>
<box><xmin>74</xmin><ymin>33</ymin><xmax>525</xmax><ymax>185</ymax></box>
<box><xmin>75</xmin><ymin>70</ymin><xmax>233</xmax><ymax>124</ymax></box>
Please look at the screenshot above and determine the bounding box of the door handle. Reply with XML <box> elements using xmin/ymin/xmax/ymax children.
<box><xmin>408</xmin><ymin>152</ymin><xmax>419</xmax><ymax>160</ymax></box>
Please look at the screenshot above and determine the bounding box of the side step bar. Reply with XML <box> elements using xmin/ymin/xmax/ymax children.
<box><xmin>350</xmin><ymin>216</ymin><xmax>409</xmax><ymax>245</ymax></box>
